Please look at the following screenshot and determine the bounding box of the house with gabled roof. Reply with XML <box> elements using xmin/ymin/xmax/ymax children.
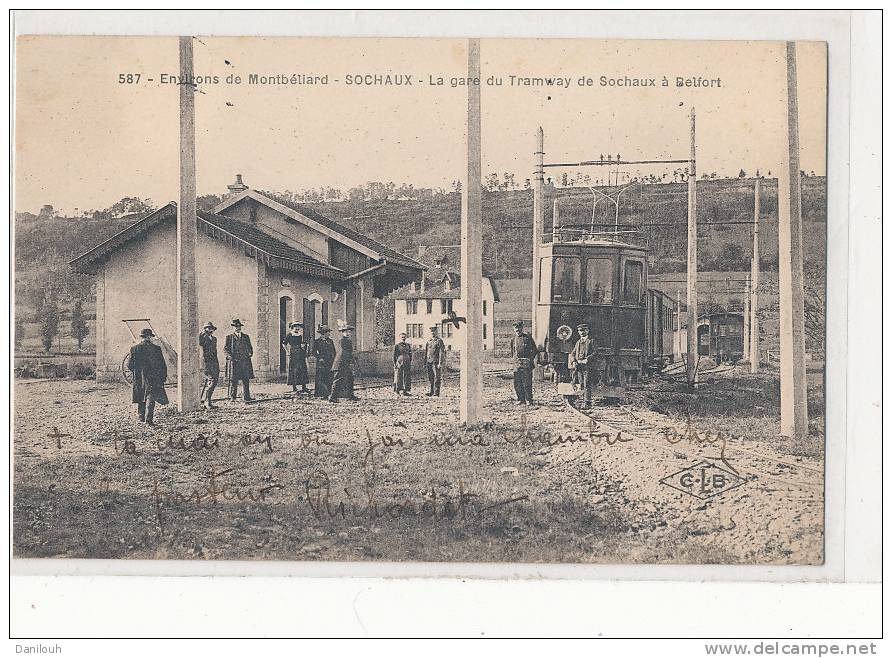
<box><xmin>71</xmin><ymin>176</ymin><xmax>424</xmax><ymax>381</ymax></box>
<box><xmin>390</xmin><ymin>245</ymin><xmax>499</xmax><ymax>352</ymax></box>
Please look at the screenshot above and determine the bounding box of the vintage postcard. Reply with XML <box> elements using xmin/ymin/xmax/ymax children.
<box><xmin>12</xmin><ymin>34</ymin><xmax>828</xmax><ymax>568</ymax></box>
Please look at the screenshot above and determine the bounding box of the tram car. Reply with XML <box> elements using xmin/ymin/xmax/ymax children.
<box><xmin>647</xmin><ymin>288</ymin><xmax>678</xmax><ymax>368</ymax></box>
<box><xmin>697</xmin><ymin>312</ymin><xmax>744</xmax><ymax>364</ymax></box>
<box><xmin>533</xmin><ymin>223</ymin><xmax>677</xmax><ymax>385</ymax></box>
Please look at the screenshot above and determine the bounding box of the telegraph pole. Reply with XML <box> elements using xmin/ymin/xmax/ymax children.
<box><xmin>777</xmin><ymin>41</ymin><xmax>808</xmax><ymax>438</ymax></box>
<box><xmin>685</xmin><ymin>108</ymin><xmax>698</xmax><ymax>388</ymax></box>
<box><xmin>532</xmin><ymin>126</ymin><xmax>545</xmax><ymax>344</ymax></box>
<box><xmin>743</xmin><ymin>270</ymin><xmax>751</xmax><ymax>362</ymax></box>
<box><xmin>676</xmin><ymin>289</ymin><xmax>682</xmax><ymax>356</ymax></box>
<box><xmin>177</xmin><ymin>36</ymin><xmax>200</xmax><ymax>411</ymax></box>
<box><xmin>459</xmin><ymin>38</ymin><xmax>484</xmax><ymax>424</ymax></box>
<box><xmin>750</xmin><ymin>177</ymin><xmax>761</xmax><ymax>373</ymax></box>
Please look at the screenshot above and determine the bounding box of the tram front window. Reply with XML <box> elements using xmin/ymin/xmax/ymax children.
<box><xmin>585</xmin><ymin>257</ymin><xmax>613</xmax><ymax>304</ymax></box>
<box><xmin>552</xmin><ymin>256</ymin><xmax>581</xmax><ymax>303</ymax></box>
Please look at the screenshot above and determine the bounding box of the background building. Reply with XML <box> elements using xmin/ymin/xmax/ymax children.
<box><xmin>391</xmin><ymin>246</ymin><xmax>498</xmax><ymax>352</ymax></box>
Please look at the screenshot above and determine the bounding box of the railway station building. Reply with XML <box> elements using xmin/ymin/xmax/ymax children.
<box><xmin>71</xmin><ymin>178</ymin><xmax>424</xmax><ymax>382</ymax></box>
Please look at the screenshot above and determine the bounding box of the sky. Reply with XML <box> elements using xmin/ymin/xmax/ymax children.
<box><xmin>14</xmin><ymin>36</ymin><xmax>827</xmax><ymax>215</ymax></box>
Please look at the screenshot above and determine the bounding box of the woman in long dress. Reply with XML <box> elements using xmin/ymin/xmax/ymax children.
<box><xmin>282</xmin><ymin>322</ymin><xmax>309</xmax><ymax>394</ymax></box>
<box><xmin>313</xmin><ymin>325</ymin><xmax>336</xmax><ymax>398</ymax></box>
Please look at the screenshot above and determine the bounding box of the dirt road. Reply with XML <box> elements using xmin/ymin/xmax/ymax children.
<box><xmin>12</xmin><ymin>371</ymin><xmax>823</xmax><ymax>564</ymax></box>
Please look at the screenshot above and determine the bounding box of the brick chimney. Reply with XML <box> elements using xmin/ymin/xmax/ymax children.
<box><xmin>226</xmin><ymin>174</ymin><xmax>249</xmax><ymax>198</ymax></box>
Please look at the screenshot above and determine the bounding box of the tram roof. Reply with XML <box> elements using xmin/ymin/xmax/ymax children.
<box><xmin>547</xmin><ymin>224</ymin><xmax>648</xmax><ymax>250</ymax></box>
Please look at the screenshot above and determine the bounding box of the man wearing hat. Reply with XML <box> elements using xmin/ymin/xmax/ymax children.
<box><xmin>392</xmin><ymin>332</ymin><xmax>413</xmax><ymax>396</ymax></box>
<box><xmin>282</xmin><ymin>321</ymin><xmax>309</xmax><ymax>394</ymax></box>
<box><xmin>328</xmin><ymin>324</ymin><xmax>358</xmax><ymax>402</ymax></box>
<box><xmin>424</xmin><ymin>324</ymin><xmax>446</xmax><ymax>397</ymax></box>
<box><xmin>510</xmin><ymin>320</ymin><xmax>538</xmax><ymax>405</ymax></box>
<box><xmin>224</xmin><ymin>319</ymin><xmax>254</xmax><ymax>402</ymax></box>
<box><xmin>313</xmin><ymin>325</ymin><xmax>336</xmax><ymax>398</ymax></box>
<box><xmin>198</xmin><ymin>322</ymin><xmax>220</xmax><ymax>410</ymax></box>
<box><xmin>568</xmin><ymin>322</ymin><xmax>600</xmax><ymax>408</ymax></box>
<box><xmin>127</xmin><ymin>327</ymin><xmax>168</xmax><ymax>425</ymax></box>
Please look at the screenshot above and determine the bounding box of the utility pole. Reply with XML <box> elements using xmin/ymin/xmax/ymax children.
<box><xmin>459</xmin><ymin>38</ymin><xmax>483</xmax><ymax>424</ymax></box>
<box><xmin>177</xmin><ymin>36</ymin><xmax>200</xmax><ymax>411</ymax></box>
<box><xmin>676</xmin><ymin>289</ymin><xmax>682</xmax><ymax>357</ymax></box>
<box><xmin>743</xmin><ymin>270</ymin><xmax>751</xmax><ymax>362</ymax></box>
<box><xmin>777</xmin><ymin>41</ymin><xmax>808</xmax><ymax>438</ymax></box>
<box><xmin>685</xmin><ymin>108</ymin><xmax>698</xmax><ymax>388</ymax></box>
<box><xmin>532</xmin><ymin>126</ymin><xmax>544</xmax><ymax>344</ymax></box>
<box><xmin>750</xmin><ymin>177</ymin><xmax>761</xmax><ymax>373</ymax></box>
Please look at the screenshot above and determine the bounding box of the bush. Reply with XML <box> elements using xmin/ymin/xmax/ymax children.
<box><xmin>71</xmin><ymin>363</ymin><xmax>96</xmax><ymax>380</ymax></box>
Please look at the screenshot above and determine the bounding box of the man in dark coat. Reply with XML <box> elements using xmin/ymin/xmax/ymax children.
<box><xmin>224</xmin><ymin>318</ymin><xmax>254</xmax><ymax>402</ymax></box>
<box><xmin>282</xmin><ymin>321</ymin><xmax>309</xmax><ymax>394</ymax></box>
<box><xmin>128</xmin><ymin>327</ymin><xmax>168</xmax><ymax>425</ymax></box>
<box><xmin>328</xmin><ymin>324</ymin><xmax>357</xmax><ymax>402</ymax></box>
<box><xmin>510</xmin><ymin>320</ymin><xmax>538</xmax><ymax>406</ymax></box>
<box><xmin>424</xmin><ymin>324</ymin><xmax>446</xmax><ymax>397</ymax></box>
<box><xmin>568</xmin><ymin>322</ymin><xmax>605</xmax><ymax>408</ymax></box>
<box><xmin>313</xmin><ymin>325</ymin><xmax>336</xmax><ymax>398</ymax></box>
<box><xmin>198</xmin><ymin>321</ymin><xmax>220</xmax><ymax>410</ymax></box>
<box><xmin>392</xmin><ymin>332</ymin><xmax>413</xmax><ymax>396</ymax></box>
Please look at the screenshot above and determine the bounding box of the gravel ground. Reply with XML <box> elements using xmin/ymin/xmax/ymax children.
<box><xmin>12</xmin><ymin>369</ymin><xmax>823</xmax><ymax>564</ymax></box>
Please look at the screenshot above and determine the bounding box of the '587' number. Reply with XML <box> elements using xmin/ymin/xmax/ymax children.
<box><xmin>118</xmin><ymin>73</ymin><xmax>141</xmax><ymax>84</ymax></box>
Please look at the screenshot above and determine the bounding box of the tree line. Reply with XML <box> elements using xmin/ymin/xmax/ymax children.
<box><xmin>16</xmin><ymin>293</ymin><xmax>89</xmax><ymax>354</ymax></box>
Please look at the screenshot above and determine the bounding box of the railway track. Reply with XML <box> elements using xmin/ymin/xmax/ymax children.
<box><xmin>560</xmin><ymin>393</ymin><xmax>824</xmax><ymax>495</ymax></box>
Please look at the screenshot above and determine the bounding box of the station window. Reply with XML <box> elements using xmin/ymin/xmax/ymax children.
<box><xmin>584</xmin><ymin>257</ymin><xmax>613</xmax><ymax>304</ymax></box>
<box><xmin>441</xmin><ymin>299</ymin><xmax>454</xmax><ymax>314</ymax></box>
<box><xmin>622</xmin><ymin>260</ymin><xmax>643</xmax><ymax>303</ymax></box>
<box><xmin>483</xmin><ymin>300</ymin><xmax>487</xmax><ymax>316</ymax></box>
<box><xmin>441</xmin><ymin>322</ymin><xmax>453</xmax><ymax>338</ymax></box>
<box><xmin>406</xmin><ymin>299</ymin><xmax>418</xmax><ymax>315</ymax></box>
<box><xmin>551</xmin><ymin>256</ymin><xmax>581</xmax><ymax>303</ymax></box>
<box><xmin>426</xmin><ymin>299</ymin><xmax>433</xmax><ymax>314</ymax></box>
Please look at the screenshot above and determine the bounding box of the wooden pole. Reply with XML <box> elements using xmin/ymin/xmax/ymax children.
<box><xmin>676</xmin><ymin>289</ymin><xmax>682</xmax><ymax>357</ymax></box>
<box><xmin>459</xmin><ymin>38</ymin><xmax>483</xmax><ymax>424</ymax></box>
<box><xmin>685</xmin><ymin>108</ymin><xmax>698</xmax><ymax>387</ymax></box>
<box><xmin>743</xmin><ymin>270</ymin><xmax>751</xmax><ymax>362</ymax></box>
<box><xmin>177</xmin><ymin>36</ymin><xmax>200</xmax><ymax>412</ymax></box>
<box><xmin>777</xmin><ymin>41</ymin><xmax>808</xmax><ymax>438</ymax></box>
<box><xmin>532</xmin><ymin>126</ymin><xmax>545</xmax><ymax>345</ymax></box>
<box><xmin>750</xmin><ymin>177</ymin><xmax>761</xmax><ymax>373</ymax></box>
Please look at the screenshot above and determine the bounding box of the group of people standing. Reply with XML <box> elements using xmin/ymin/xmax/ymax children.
<box><xmin>127</xmin><ymin>316</ymin><xmax>580</xmax><ymax>425</ymax></box>
<box><xmin>197</xmin><ymin>319</ymin><xmax>360</xmax><ymax>407</ymax></box>
<box><xmin>280</xmin><ymin>321</ymin><xmax>357</xmax><ymax>403</ymax></box>
<box><xmin>391</xmin><ymin>324</ymin><xmax>447</xmax><ymax>397</ymax></box>
<box><xmin>127</xmin><ymin>318</ymin><xmax>361</xmax><ymax>424</ymax></box>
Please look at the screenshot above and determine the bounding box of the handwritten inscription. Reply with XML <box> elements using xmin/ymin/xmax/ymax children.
<box><xmin>47</xmin><ymin>427</ymin><xmax>70</xmax><ymax>449</ymax></box>
<box><xmin>429</xmin><ymin>421</ymin><xmax>631</xmax><ymax>451</ymax></box>
<box><xmin>103</xmin><ymin>430</ymin><xmax>332</xmax><ymax>457</ymax></box>
<box><xmin>659</xmin><ymin>419</ymin><xmax>739</xmax><ymax>475</ymax></box>
<box><xmin>305</xmin><ymin>469</ymin><xmax>528</xmax><ymax>522</ymax></box>
<box><xmin>151</xmin><ymin>468</ymin><xmax>286</xmax><ymax>535</ymax></box>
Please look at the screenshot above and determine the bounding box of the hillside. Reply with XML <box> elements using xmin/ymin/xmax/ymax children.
<box><xmin>302</xmin><ymin>177</ymin><xmax>827</xmax><ymax>277</ymax></box>
<box><xmin>14</xmin><ymin>177</ymin><xmax>826</xmax><ymax>324</ymax></box>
